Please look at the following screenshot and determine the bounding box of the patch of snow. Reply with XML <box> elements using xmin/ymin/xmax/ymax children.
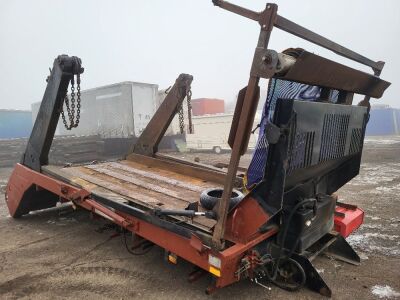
<box><xmin>349</xmin><ymin>163</ymin><xmax>400</xmax><ymax>187</ymax></box>
<box><xmin>376</xmin><ymin>185</ymin><xmax>400</xmax><ymax>193</ymax></box>
<box><xmin>347</xmin><ymin>233</ymin><xmax>400</xmax><ymax>256</ymax></box>
<box><xmin>364</xmin><ymin>138</ymin><xmax>400</xmax><ymax>145</ymax></box>
<box><xmin>363</xmin><ymin>224</ymin><xmax>382</xmax><ymax>229</ymax></box>
<box><xmin>371</xmin><ymin>285</ymin><xmax>400</xmax><ymax>299</ymax></box>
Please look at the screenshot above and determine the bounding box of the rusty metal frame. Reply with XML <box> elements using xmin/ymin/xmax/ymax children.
<box><xmin>127</xmin><ymin>74</ymin><xmax>193</xmax><ymax>157</ymax></box>
<box><xmin>211</xmin><ymin>0</ymin><xmax>388</xmax><ymax>249</ymax></box>
<box><xmin>212</xmin><ymin>0</ymin><xmax>385</xmax><ymax>73</ymax></box>
<box><xmin>5</xmin><ymin>163</ymin><xmax>277</xmax><ymax>289</ymax></box>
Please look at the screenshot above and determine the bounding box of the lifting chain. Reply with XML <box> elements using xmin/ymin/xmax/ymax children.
<box><xmin>178</xmin><ymin>104</ymin><xmax>185</xmax><ymax>135</ymax></box>
<box><xmin>177</xmin><ymin>84</ymin><xmax>193</xmax><ymax>135</ymax></box>
<box><xmin>186</xmin><ymin>87</ymin><xmax>193</xmax><ymax>134</ymax></box>
<box><xmin>61</xmin><ymin>74</ymin><xmax>82</xmax><ymax>130</ymax></box>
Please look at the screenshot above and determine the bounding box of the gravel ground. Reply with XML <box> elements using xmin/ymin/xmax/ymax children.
<box><xmin>0</xmin><ymin>136</ymin><xmax>399</xmax><ymax>299</ymax></box>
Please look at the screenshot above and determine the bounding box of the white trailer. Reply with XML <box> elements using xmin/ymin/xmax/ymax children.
<box><xmin>186</xmin><ymin>112</ymin><xmax>260</xmax><ymax>153</ymax></box>
<box><xmin>32</xmin><ymin>81</ymin><xmax>159</xmax><ymax>138</ymax></box>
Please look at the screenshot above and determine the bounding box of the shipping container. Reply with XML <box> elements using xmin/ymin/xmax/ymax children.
<box><xmin>0</xmin><ymin>109</ymin><xmax>32</xmax><ymax>139</ymax></box>
<box><xmin>32</xmin><ymin>81</ymin><xmax>159</xmax><ymax>138</ymax></box>
<box><xmin>191</xmin><ymin>98</ymin><xmax>225</xmax><ymax>116</ymax></box>
<box><xmin>366</xmin><ymin>105</ymin><xmax>400</xmax><ymax>136</ymax></box>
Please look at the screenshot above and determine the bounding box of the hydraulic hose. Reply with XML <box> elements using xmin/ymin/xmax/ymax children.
<box><xmin>267</xmin><ymin>198</ymin><xmax>316</xmax><ymax>281</ymax></box>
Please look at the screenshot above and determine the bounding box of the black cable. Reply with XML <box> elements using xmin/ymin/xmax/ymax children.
<box><xmin>267</xmin><ymin>198</ymin><xmax>315</xmax><ymax>281</ymax></box>
<box><xmin>122</xmin><ymin>229</ymin><xmax>153</xmax><ymax>256</ymax></box>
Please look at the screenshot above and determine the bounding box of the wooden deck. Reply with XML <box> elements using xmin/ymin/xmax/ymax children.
<box><xmin>43</xmin><ymin>158</ymin><xmax>228</xmax><ymax>232</ymax></box>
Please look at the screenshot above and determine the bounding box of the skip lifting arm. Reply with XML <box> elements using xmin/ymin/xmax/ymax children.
<box><xmin>21</xmin><ymin>55</ymin><xmax>84</xmax><ymax>171</ymax></box>
<box><xmin>211</xmin><ymin>0</ymin><xmax>388</xmax><ymax>249</ymax></box>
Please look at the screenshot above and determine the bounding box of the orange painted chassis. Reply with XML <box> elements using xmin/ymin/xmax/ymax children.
<box><xmin>5</xmin><ymin>163</ymin><xmax>277</xmax><ymax>290</ymax></box>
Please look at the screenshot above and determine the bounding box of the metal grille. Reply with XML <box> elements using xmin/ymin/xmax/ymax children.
<box><xmin>349</xmin><ymin>128</ymin><xmax>363</xmax><ymax>155</ymax></box>
<box><xmin>288</xmin><ymin>131</ymin><xmax>315</xmax><ymax>173</ymax></box>
<box><xmin>319</xmin><ymin>114</ymin><xmax>350</xmax><ymax>162</ymax></box>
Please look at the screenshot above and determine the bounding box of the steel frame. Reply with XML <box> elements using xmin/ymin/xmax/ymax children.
<box><xmin>5</xmin><ymin>163</ymin><xmax>277</xmax><ymax>289</ymax></box>
<box><xmin>4</xmin><ymin>0</ymin><xmax>390</xmax><ymax>296</ymax></box>
<box><xmin>211</xmin><ymin>0</ymin><xmax>389</xmax><ymax>249</ymax></box>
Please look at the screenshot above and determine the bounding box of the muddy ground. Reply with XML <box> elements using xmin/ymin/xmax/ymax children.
<box><xmin>0</xmin><ymin>136</ymin><xmax>399</xmax><ymax>299</ymax></box>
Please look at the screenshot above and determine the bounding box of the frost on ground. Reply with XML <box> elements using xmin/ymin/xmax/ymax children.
<box><xmin>347</xmin><ymin>232</ymin><xmax>400</xmax><ymax>257</ymax></box>
<box><xmin>364</xmin><ymin>138</ymin><xmax>400</xmax><ymax>145</ymax></box>
<box><xmin>349</xmin><ymin>163</ymin><xmax>400</xmax><ymax>187</ymax></box>
<box><xmin>371</xmin><ymin>285</ymin><xmax>400</xmax><ymax>299</ymax></box>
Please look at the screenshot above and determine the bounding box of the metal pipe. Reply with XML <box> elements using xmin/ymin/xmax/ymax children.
<box><xmin>213</xmin><ymin>0</ymin><xmax>384</xmax><ymax>73</ymax></box>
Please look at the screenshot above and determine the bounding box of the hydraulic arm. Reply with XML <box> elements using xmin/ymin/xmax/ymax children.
<box><xmin>21</xmin><ymin>55</ymin><xmax>83</xmax><ymax>171</ymax></box>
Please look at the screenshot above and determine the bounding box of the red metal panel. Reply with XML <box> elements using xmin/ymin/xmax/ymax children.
<box><xmin>334</xmin><ymin>205</ymin><xmax>364</xmax><ymax>238</ymax></box>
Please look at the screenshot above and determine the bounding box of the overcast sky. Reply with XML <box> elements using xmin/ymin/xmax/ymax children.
<box><xmin>0</xmin><ymin>0</ymin><xmax>399</xmax><ymax>110</ymax></box>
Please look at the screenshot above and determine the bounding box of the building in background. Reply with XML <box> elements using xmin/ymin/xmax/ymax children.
<box><xmin>0</xmin><ymin>109</ymin><xmax>32</xmax><ymax>139</ymax></box>
<box><xmin>366</xmin><ymin>105</ymin><xmax>400</xmax><ymax>136</ymax></box>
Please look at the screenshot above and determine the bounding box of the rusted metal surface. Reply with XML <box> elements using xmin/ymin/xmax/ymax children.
<box><xmin>277</xmin><ymin>51</ymin><xmax>390</xmax><ymax>98</ymax></box>
<box><xmin>128</xmin><ymin>74</ymin><xmax>193</xmax><ymax>157</ymax></box>
<box><xmin>6</xmin><ymin>1</ymin><xmax>392</xmax><ymax>295</ymax></box>
<box><xmin>274</xmin><ymin>15</ymin><xmax>385</xmax><ymax>73</ymax></box>
<box><xmin>155</xmin><ymin>153</ymin><xmax>238</xmax><ymax>177</ymax></box>
<box><xmin>228</xmin><ymin>86</ymin><xmax>260</xmax><ymax>154</ymax></box>
<box><xmin>211</xmin><ymin>0</ymin><xmax>390</xmax><ymax>250</ymax></box>
<box><xmin>212</xmin><ymin>3</ymin><xmax>277</xmax><ymax>249</ymax></box>
<box><xmin>213</xmin><ymin>0</ymin><xmax>385</xmax><ymax>73</ymax></box>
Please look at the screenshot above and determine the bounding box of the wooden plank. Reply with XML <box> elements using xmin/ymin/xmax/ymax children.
<box><xmin>42</xmin><ymin>165</ymin><xmax>216</xmax><ymax>232</ymax></box>
<box><xmin>120</xmin><ymin>160</ymin><xmax>217</xmax><ymax>189</ymax></box>
<box><xmin>102</xmin><ymin>161</ymin><xmax>209</xmax><ymax>192</ymax></box>
<box><xmin>85</xmin><ymin>164</ymin><xmax>201</xmax><ymax>202</ymax></box>
<box><xmin>43</xmin><ymin>165</ymin><xmax>132</xmax><ymax>204</ymax></box>
<box><xmin>127</xmin><ymin>153</ymin><xmax>243</xmax><ymax>186</ymax></box>
<box><xmin>65</xmin><ymin>166</ymin><xmax>187</xmax><ymax>209</ymax></box>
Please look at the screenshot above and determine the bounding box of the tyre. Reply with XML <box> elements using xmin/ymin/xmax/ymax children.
<box><xmin>200</xmin><ymin>188</ymin><xmax>244</xmax><ymax>210</ymax></box>
<box><xmin>213</xmin><ymin>146</ymin><xmax>222</xmax><ymax>154</ymax></box>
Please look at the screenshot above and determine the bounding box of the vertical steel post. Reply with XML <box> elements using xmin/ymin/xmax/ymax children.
<box><xmin>212</xmin><ymin>4</ymin><xmax>278</xmax><ymax>249</ymax></box>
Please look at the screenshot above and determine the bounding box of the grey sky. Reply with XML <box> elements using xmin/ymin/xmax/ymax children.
<box><xmin>0</xmin><ymin>0</ymin><xmax>399</xmax><ymax>110</ymax></box>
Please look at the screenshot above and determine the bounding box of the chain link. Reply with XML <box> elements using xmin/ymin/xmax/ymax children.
<box><xmin>175</xmin><ymin>83</ymin><xmax>193</xmax><ymax>135</ymax></box>
<box><xmin>178</xmin><ymin>105</ymin><xmax>185</xmax><ymax>134</ymax></box>
<box><xmin>186</xmin><ymin>87</ymin><xmax>193</xmax><ymax>134</ymax></box>
<box><xmin>61</xmin><ymin>74</ymin><xmax>82</xmax><ymax>130</ymax></box>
